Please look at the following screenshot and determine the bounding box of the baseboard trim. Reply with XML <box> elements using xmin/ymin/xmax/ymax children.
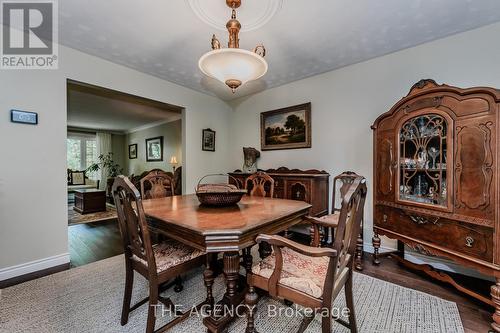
<box><xmin>0</xmin><ymin>253</ymin><xmax>70</xmax><ymax>284</ymax></box>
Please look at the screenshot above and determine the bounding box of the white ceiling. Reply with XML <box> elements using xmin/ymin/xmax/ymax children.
<box><xmin>67</xmin><ymin>85</ymin><xmax>181</xmax><ymax>133</ymax></box>
<box><xmin>59</xmin><ymin>0</ymin><xmax>500</xmax><ymax>100</ymax></box>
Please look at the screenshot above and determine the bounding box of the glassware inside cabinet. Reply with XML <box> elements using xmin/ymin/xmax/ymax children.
<box><xmin>399</xmin><ymin>114</ymin><xmax>448</xmax><ymax>207</ymax></box>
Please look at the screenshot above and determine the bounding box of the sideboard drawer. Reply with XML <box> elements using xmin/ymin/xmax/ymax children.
<box><xmin>376</xmin><ymin>206</ymin><xmax>493</xmax><ymax>262</ymax></box>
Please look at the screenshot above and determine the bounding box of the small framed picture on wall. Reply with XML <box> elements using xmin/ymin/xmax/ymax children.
<box><xmin>145</xmin><ymin>136</ymin><xmax>163</xmax><ymax>161</ymax></box>
<box><xmin>202</xmin><ymin>128</ymin><xmax>216</xmax><ymax>151</ymax></box>
<box><xmin>128</xmin><ymin>144</ymin><xmax>137</xmax><ymax>159</ymax></box>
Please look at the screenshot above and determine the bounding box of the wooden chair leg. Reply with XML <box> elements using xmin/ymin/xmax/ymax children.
<box><xmin>321</xmin><ymin>314</ymin><xmax>332</xmax><ymax>333</ymax></box>
<box><xmin>121</xmin><ymin>263</ymin><xmax>134</xmax><ymax>326</ymax></box>
<box><xmin>243</xmin><ymin>247</ymin><xmax>253</xmax><ymax>274</ymax></box>
<box><xmin>345</xmin><ymin>271</ymin><xmax>358</xmax><ymax>333</ymax></box>
<box><xmin>245</xmin><ymin>286</ymin><xmax>259</xmax><ymax>333</ymax></box>
<box><xmin>203</xmin><ymin>263</ymin><xmax>215</xmax><ymax>309</ymax></box>
<box><xmin>146</xmin><ymin>284</ymin><xmax>159</xmax><ymax>333</ymax></box>
<box><xmin>174</xmin><ymin>276</ymin><xmax>183</xmax><ymax>293</ymax></box>
<box><xmin>297</xmin><ymin>313</ymin><xmax>314</xmax><ymax>333</ymax></box>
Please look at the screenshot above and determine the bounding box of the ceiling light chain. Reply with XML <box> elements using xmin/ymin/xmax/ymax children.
<box><xmin>198</xmin><ymin>0</ymin><xmax>268</xmax><ymax>93</ymax></box>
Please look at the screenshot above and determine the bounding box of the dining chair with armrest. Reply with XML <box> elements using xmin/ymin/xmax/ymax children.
<box><xmin>112</xmin><ymin>176</ymin><xmax>206</xmax><ymax>333</ymax></box>
<box><xmin>245</xmin><ymin>176</ymin><xmax>367</xmax><ymax>333</ymax></box>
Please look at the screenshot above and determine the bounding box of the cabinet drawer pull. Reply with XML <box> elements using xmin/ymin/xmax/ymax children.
<box><xmin>383</xmin><ymin>214</ymin><xmax>388</xmax><ymax>223</ymax></box>
<box><xmin>404</xmin><ymin>212</ymin><xmax>440</xmax><ymax>225</ymax></box>
<box><xmin>465</xmin><ymin>236</ymin><xmax>474</xmax><ymax>248</ymax></box>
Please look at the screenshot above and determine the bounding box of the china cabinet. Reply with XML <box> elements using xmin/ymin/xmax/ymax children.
<box><xmin>372</xmin><ymin>80</ymin><xmax>500</xmax><ymax>331</ymax></box>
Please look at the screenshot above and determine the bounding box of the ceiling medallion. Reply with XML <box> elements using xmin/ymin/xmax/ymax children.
<box><xmin>198</xmin><ymin>0</ymin><xmax>268</xmax><ymax>93</ymax></box>
<box><xmin>188</xmin><ymin>0</ymin><xmax>283</xmax><ymax>33</ymax></box>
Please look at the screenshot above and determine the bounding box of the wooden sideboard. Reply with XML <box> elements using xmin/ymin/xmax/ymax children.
<box><xmin>229</xmin><ymin>167</ymin><xmax>329</xmax><ymax>217</ymax></box>
<box><xmin>372</xmin><ymin>79</ymin><xmax>500</xmax><ymax>331</ymax></box>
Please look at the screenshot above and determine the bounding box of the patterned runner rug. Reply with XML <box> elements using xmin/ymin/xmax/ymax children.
<box><xmin>0</xmin><ymin>254</ymin><xmax>464</xmax><ymax>333</ymax></box>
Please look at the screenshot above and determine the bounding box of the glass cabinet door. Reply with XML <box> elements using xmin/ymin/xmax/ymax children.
<box><xmin>398</xmin><ymin>114</ymin><xmax>448</xmax><ymax>208</ymax></box>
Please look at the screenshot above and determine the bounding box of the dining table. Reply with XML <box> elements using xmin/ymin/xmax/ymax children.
<box><xmin>142</xmin><ymin>193</ymin><xmax>311</xmax><ymax>333</ymax></box>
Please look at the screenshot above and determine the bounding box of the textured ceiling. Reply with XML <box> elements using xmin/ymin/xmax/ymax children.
<box><xmin>67</xmin><ymin>85</ymin><xmax>181</xmax><ymax>133</ymax></box>
<box><xmin>59</xmin><ymin>0</ymin><xmax>500</xmax><ymax>100</ymax></box>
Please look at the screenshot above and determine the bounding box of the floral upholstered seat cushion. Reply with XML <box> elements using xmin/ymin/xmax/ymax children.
<box><xmin>132</xmin><ymin>239</ymin><xmax>204</xmax><ymax>273</ymax></box>
<box><xmin>251</xmin><ymin>247</ymin><xmax>331</xmax><ymax>298</ymax></box>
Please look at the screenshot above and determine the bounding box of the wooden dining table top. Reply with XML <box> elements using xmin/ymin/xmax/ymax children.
<box><xmin>142</xmin><ymin>194</ymin><xmax>311</xmax><ymax>252</ymax></box>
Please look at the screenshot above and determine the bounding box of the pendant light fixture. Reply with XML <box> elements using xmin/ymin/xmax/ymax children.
<box><xmin>198</xmin><ymin>0</ymin><xmax>268</xmax><ymax>93</ymax></box>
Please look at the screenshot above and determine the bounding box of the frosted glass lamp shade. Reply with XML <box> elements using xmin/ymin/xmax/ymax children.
<box><xmin>198</xmin><ymin>48</ymin><xmax>268</xmax><ymax>92</ymax></box>
<box><xmin>170</xmin><ymin>156</ymin><xmax>178</xmax><ymax>164</ymax></box>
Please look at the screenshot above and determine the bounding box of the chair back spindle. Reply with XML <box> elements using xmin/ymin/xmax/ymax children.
<box><xmin>246</xmin><ymin>171</ymin><xmax>275</xmax><ymax>198</ymax></box>
<box><xmin>140</xmin><ymin>170</ymin><xmax>175</xmax><ymax>199</ymax></box>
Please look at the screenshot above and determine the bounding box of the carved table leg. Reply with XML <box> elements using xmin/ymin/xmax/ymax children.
<box><xmin>204</xmin><ymin>254</ymin><xmax>215</xmax><ymax>310</ymax></box>
<box><xmin>372</xmin><ymin>232</ymin><xmax>381</xmax><ymax>265</ymax></box>
<box><xmin>355</xmin><ymin>231</ymin><xmax>363</xmax><ymax>271</ymax></box>
<box><xmin>491</xmin><ymin>278</ymin><xmax>500</xmax><ymax>332</ymax></box>
<box><xmin>258</xmin><ymin>242</ymin><xmax>272</xmax><ymax>259</ymax></box>
<box><xmin>243</xmin><ymin>247</ymin><xmax>253</xmax><ymax>275</ymax></box>
<box><xmin>224</xmin><ymin>251</ymin><xmax>241</xmax><ymax>298</ymax></box>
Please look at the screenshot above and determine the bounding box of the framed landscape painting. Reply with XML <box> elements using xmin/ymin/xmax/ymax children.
<box><xmin>261</xmin><ymin>102</ymin><xmax>311</xmax><ymax>150</ymax></box>
<box><xmin>145</xmin><ymin>136</ymin><xmax>163</xmax><ymax>161</ymax></box>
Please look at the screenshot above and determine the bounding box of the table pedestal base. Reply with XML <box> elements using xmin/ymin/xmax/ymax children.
<box><xmin>203</xmin><ymin>251</ymin><xmax>249</xmax><ymax>333</ymax></box>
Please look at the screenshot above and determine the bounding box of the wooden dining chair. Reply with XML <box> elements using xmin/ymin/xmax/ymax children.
<box><xmin>112</xmin><ymin>176</ymin><xmax>206</xmax><ymax>333</ymax></box>
<box><xmin>244</xmin><ymin>171</ymin><xmax>276</xmax><ymax>261</ymax></box>
<box><xmin>245</xmin><ymin>171</ymin><xmax>275</xmax><ymax>198</ymax></box>
<box><xmin>140</xmin><ymin>170</ymin><xmax>175</xmax><ymax>199</ymax></box>
<box><xmin>245</xmin><ymin>176</ymin><xmax>367</xmax><ymax>333</ymax></box>
<box><xmin>307</xmin><ymin>171</ymin><xmax>365</xmax><ymax>270</ymax></box>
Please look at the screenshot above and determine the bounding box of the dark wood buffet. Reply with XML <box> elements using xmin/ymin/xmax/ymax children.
<box><xmin>229</xmin><ymin>167</ymin><xmax>329</xmax><ymax>217</ymax></box>
<box><xmin>371</xmin><ymin>79</ymin><xmax>500</xmax><ymax>331</ymax></box>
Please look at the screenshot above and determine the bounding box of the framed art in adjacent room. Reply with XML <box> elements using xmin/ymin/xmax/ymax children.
<box><xmin>261</xmin><ymin>102</ymin><xmax>311</xmax><ymax>150</ymax></box>
<box><xmin>128</xmin><ymin>144</ymin><xmax>137</xmax><ymax>159</ymax></box>
<box><xmin>202</xmin><ymin>128</ymin><xmax>216</xmax><ymax>151</ymax></box>
<box><xmin>145</xmin><ymin>136</ymin><xmax>163</xmax><ymax>161</ymax></box>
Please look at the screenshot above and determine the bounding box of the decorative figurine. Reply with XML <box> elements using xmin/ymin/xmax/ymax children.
<box><xmin>242</xmin><ymin>147</ymin><xmax>260</xmax><ymax>173</ymax></box>
<box><xmin>417</xmin><ymin>149</ymin><xmax>428</xmax><ymax>169</ymax></box>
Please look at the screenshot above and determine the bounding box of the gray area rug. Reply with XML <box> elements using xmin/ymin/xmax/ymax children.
<box><xmin>0</xmin><ymin>255</ymin><xmax>464</xmax><ymax>333</ymax></box>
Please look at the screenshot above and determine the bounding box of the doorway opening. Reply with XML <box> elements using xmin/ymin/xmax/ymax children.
<box><xmin>66</xmin><ymin>79</ymin><xmax>183</xmax><ymax>267</ymax></box>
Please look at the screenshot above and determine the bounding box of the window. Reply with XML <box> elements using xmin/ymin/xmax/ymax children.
<box><xmin>67</xmin><ymin>132</ymin><xmax>97</xmax><ymax>173</ymax></box>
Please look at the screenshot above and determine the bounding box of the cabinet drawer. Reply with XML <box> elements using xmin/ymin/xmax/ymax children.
<box><xmin>375</xmin><ymin>206</ymin><xmax>493</xmax><ymax>262</ymax></box>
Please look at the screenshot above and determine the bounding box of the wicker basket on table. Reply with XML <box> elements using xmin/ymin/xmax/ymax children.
<box><xmin>195</xmin><ymin>174</ymin><xmax>247</xmax><ymax>206</ymax></box>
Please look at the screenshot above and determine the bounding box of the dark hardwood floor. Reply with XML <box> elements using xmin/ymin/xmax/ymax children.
<box><xmin>68</xmin><ymin>220</ymin><xmax>123</xmax><ymax>268</ymax></box>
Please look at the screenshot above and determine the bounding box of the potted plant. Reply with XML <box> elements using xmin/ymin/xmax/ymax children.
<box><xmin>86</xmin><ymin>152</ymin><xmax>123</xmax><ymax>200</ymax></box>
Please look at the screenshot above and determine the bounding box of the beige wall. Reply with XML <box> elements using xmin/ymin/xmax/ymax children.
<box><xmin>228</xmin><ymin>22</ymin><xmax>500</xmax><ymax>256</ymax></box>
<box><xmin>0</xmin><ymin>44</ymin><xmax>232</xmax><ymax>276</ymax></box>
<box><xmin>125</xmin><ymin>120</ymin><xmax>182</xmax><ymax>176</ymax></box>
